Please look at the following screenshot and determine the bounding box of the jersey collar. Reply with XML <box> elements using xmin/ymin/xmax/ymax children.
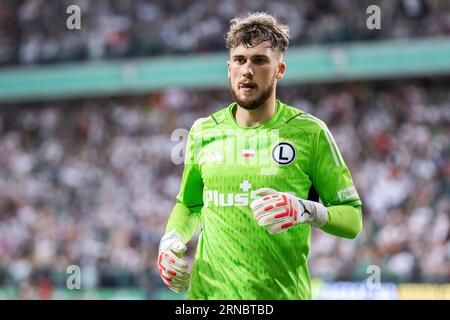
<box><xmin>226</xmin><ymin>99</ymin><xmax>285</xmax><ymax>130</ymax></box>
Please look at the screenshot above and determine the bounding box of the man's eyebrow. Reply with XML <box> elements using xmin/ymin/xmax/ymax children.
<box><xmin>251</xmin><ymin>54</ymin><xmax>269</xmax><ymax>59</ymax></box>
<box><xmin>231</xmin><ymin>54</ymin><xmax>269</xmax><ymax>59</ymax></box>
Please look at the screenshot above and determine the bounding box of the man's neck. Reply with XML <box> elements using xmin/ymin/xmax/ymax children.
<box><xmin>234</xmin><ymin>97</ymin><xmax>277</xmax><ymax>127</ymax></box>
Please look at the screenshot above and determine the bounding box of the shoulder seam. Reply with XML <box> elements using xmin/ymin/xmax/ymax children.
<box><xmin>209</xmin><ymin>106</ymin><xmax>230</xmax><ymax>127</ymax></box>
<box><xmin>284</xmin><ymin>110</ymin><xmax>305</xmax><ymax>125</ymax></box>
<box><xmin>289</xmin><ymin>113</ymin><xmax>325</xmax><ymax>129</ymax></box>
<box><xmin>211</xmin><ymin>114</ymin><xmax>225</xmax><ymax>126</ymax></box>
<box><xmin>192</xmin><ymin>114</ymin><xmax>224</xmax><ymax>129</ymax></box>
<box><xmin>285</xmin><ymin>113</ymin><xmax>321</xmax><ymax>129</ymax></box>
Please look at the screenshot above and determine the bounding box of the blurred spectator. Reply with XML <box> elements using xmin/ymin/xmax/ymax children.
<box><xmin>1</xmin><ymin>0</ymin><xmax>450</xmax><ymax>67</ymax></box>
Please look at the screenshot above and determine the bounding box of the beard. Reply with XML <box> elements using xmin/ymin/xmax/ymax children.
<box><xmin>229</xmin><ymin>78</ymin><xmax>275</xmax><ymax>110</ymax></box>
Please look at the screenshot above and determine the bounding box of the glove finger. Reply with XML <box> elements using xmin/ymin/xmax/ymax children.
<box><xmin>165</xmin><ymin>264</ymin><xmax>190</xmax><ymax>281</ymax></box>
<box><xmin>161</xmin><ymin>251</ymin><xmax>189</xmax><ymax>272</ymax></box>
<box><xmin>171</xmin><ymin>274</ymin><xmax>190</xmax><ymax>286</ymax></box>
<box><xmin>257</xmin><ymin>201</ymin><xmax>292</xmax><ymax>219</ymax></box>
<box><xmin>158</xmin><ymin>252</ymin><xmax>169</xmax><ymax>271</ymax></box>
<box><xmin>168</xmin><ymin>286</ymin><xmax>184</xmax><ymax>294</ymax></box>
<box><xmin>159</xmin><ymin>267</ymin><xmax>190</xmax><ymax>286</ymax></box>
<box><xmin>268</xmin><ymin>220</ymin><xmax>295</xmax><ymax>234</ymax></box>
<box><xmin>250</xmin><ymin>194</ymin><xmax>281</xmax><ymax>212</ymax></box>
<box><xmin>252</xmin><ymin>205</ymin><xmax>265</xmax><ymax>219</ymax></box>
<box><xmin>159</xmin><ymin>259</ymin><xmax>188</xmax><ymax>283</ymax></box>
<box><xmin>161</xmin><ymin>276</ymin><xmax>173</xmax><ymax>288</ymax></box>
<box><xmin>169</xmin><ymin>281</ymin><xmax>187</xmax><ymax>290</ymax></box>
<box><xmin>251</xmin><ymin>198</ymin><xmax>283</xmax><ymax>218</ymax></box>
<box><xmin>170</xmin><ymin>241</ymin><xmax>187</xmax><ymax>256</ymax></box>
<box><xmin>257</xmin><ymin>211</ymin><xmax>289</xmax><ymax>227</ymax></box>
<box><xmin>257</xmin><ymin>214</ymin><xmax>277</xmax><ymax>227</ymax></box>
<box><xmin>159</xmin><ymin>268</ymin><xmax>175</xmax><ymax>284</ymax></box>
<box><xmin>169</xmin><ymin>286</ymin><xmax>186</xmax><ymax>294</ymax></box>
<box><xmin>161</xmin><ymin>276</ymin><xmax>186</xmax><ymax>294</ymax></box>
<box><xmin>168</xmin><ymin>283</ymin><xmax>187</xmax><ymax>294</ymax></box>
<box><xmin>169</xmin><ymin>255</ymin><xmax>189</xmax><ymax>272</ymax></box>
<box><xmin>254</xmin><ymin>188</ymin><xmax>279</xmax><ymax>197</ymax></box>
<box><xmin>172</xmin><ymin>276</ymin><xmax>190</xmax><ymax>286</ymax></box>
<box><xmin>252</xmin><ymin>199</ymin><xmax>287</xmax><ymax>219</ymax></box>
<box><xmin>161</xmin><ymin>261</ymin><xmax>190</xmax><ymax>281</ymax></box>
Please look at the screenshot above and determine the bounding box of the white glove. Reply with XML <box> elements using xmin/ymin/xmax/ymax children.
<box><xmin>250</xmin><ymin>188</ymin><xmax>329</xmax><ymax>234</ymax></box>
<box><xmin>157</xmin><ymin>229</ymin><xmax>190</xmax><ymax>293</ymax></box>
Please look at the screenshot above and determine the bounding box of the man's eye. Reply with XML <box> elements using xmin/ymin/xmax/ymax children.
<box><xmin>254</xmin><ymin>58</ymin><xmax>265</xmax><ymax>64</ymax></box>
<box><xmin>236</xmin><ymin>58</ymin><xmax>245</xmax><ymax>64</ymax></box>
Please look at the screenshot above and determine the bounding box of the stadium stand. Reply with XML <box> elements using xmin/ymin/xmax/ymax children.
<box><xmin>0</xmin><ymin>0</ymin><xmax>449</xmax><ymax>299</ymax></box>
<box><xmin>1</xmin><ymin>0</ymin><xmax>449</xmax><ymax>66</ymax></box>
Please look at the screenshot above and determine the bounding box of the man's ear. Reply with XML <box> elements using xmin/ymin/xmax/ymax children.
<box><xmin>276</xmin><ymin>61</ymin><xmax>286</xmax><ymax>80</ymax></box>
<box><xmin>227</xmin><ymin>60</ymin><xmax>231</xmax><ymax>78</ymax></box>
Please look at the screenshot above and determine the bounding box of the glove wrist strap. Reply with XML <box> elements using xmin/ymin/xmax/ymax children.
<box><xmin>301</xmin><ymin>199</ymin><xmax>329</xmax><ymax>228</ymax></box>
<box><xmin>159</xmin><ymin>229</ymin><xmax>183</xmax><ymax>252</ymax></box>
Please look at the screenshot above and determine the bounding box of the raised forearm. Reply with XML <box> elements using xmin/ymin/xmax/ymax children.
<box><xmin>320</xmin><ymin>205</ymin><xmax>362</xmax><ymax>239</ymax></box>
<box><xmin>166</xmin><ymin>202</ymin><xmax>201</xmax><ymax>243</ymax></box>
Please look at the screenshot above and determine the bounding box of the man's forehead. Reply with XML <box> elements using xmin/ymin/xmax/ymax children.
<box><xmin>230</xmin><ymin>42</ymin><xmax>277</xmax><ymax>56</ymax></box>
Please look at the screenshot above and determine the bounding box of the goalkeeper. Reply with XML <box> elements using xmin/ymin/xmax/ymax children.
<box><xmin>157</xmin><ymin>12</ymin><xmax>363</xmax><ymax>299</ymax></box>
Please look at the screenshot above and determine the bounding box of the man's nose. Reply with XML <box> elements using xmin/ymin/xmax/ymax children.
<box><xmin>242</xmin><ymin>62</ymin><xmax>254</xmax><ymax>78</ymax></box>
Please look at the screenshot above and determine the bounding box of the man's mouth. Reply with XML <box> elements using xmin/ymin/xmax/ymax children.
<box><xmin>239</xmin><ymin>82</ymin><xmax>256</xmax><ymax>92</ymax></box>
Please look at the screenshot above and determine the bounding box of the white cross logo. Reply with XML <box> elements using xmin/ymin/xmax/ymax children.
<box><xmin>240</xmin><ymin>180</ymin><xmax>252</xmax><ymax>192</ymax></box>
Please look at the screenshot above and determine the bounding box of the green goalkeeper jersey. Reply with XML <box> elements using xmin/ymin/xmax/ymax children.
<box><xmin>166</xmin><ymin>100</ymin><xmax>362</xmax><ymax>300</ymax></box>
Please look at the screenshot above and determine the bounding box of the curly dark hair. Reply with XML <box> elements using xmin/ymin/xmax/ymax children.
<box><xmin>225</xmin><ymin>12</ymin><xmax>290</xmax><ymax>53</ymax></box>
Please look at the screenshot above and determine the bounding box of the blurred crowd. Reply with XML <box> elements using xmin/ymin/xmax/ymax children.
<box><xmin>1</xmin><ymin>0</ymin><xmax>450</xmax><ymax>66</ymax></box>
<box><xmin>0</xmin><ymin>79</ymin><xmax>449</xmax><ymax>298</ymax></box>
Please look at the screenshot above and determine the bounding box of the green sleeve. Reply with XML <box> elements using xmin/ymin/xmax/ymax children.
<box><xmin>165</xmin><ymin>124</ymin><xmax>204</xmax><ymax>243</ymax></box>
<box><xmin>320</xmin><ymin>205</ymin><xmax>362</xmax><ymax>239</ymax></box>
<box><xmin>310</xmin><ymin>120</ymin><xmax>363</xmax><ymax>239</ymax></box>
<box><xmin>166</xmin><ymin>202</ymin><xmax>201</xmax><ymax>244</ymax></box>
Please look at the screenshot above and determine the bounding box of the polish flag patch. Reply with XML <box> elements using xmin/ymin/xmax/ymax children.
<box><xmin>241</xmin><ymin>149</ymin><xmax>255</xmax><ymax>158</ymax></box>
